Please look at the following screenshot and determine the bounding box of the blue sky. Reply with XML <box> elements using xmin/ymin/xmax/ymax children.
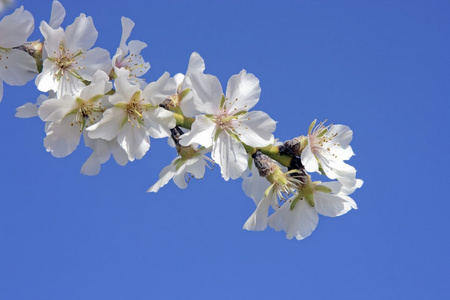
<box><xmin>0</xmin><ymin>0</ymin><xmax>449</xmax><ymax>299</ymax></box>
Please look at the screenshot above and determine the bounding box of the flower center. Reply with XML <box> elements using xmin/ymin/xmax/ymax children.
<box><xmin>215</xmin><ymin>109</ymin><xmax>234</xmax><ymax>131</ymax></box>
<box><xmin>309</xmin><ymin>121</ymin><xmax>339</xmax><ymax>155</ymax></box>
<box><xmin>71</xmin><ymin>98</ymin><xmax>105</xmax><ymax>131</ymax></box>
<box><xmin>125</xmin><ymin>91</ymin><xmax>146</xmax><ymax>127</ymax></box>
<box><xmin>52</xmin><ymin>44</ymin><xmax>84</xmax><ymax>81</ymax></box>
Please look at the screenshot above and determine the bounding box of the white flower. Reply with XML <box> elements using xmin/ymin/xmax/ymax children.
<box><xmin>112</xmin><ymin>17</ymin><xmax>150</xmax><ymax>87</ymax></box>
<box><xmin>38</xmin><ymin>70</ymin><xmax>112</xmax><ymax>157</ymax></box>
<box><xmin>0</xmin><ymin>6</ymin><xmax>38</xmax><ymax>102</ymax></box>
<box><xmin>267</xmin><ymin>179</ymin><xmax>362</xmax><ymax>240</ymax></box>
<box><xmin>301</xmin><ymin>120</ymin><xmax>358</xmax><ymax>188</ymax></box>
<box><xmin>243</xmin><ymin>156</ymin><xmax>301</xmax><ymax>231</ymax></box>
<box><xmin>86</xmin><ymin>72</ymin><xmax>176</xmax><ymax>161</ymax></box>
<box><xmin>36</xmin><ymin>12</ymin><xmax>111</xmax><ymax>97</ymax></box>
<box><xmin>180</xmin><ymin>70</ymin><xmax>276</xmax><ymax>180</ymax></box>
<box><xmin>148</xmin><ymin>146</ymin><xmax>213</xmax><ymax>192</ymax></box>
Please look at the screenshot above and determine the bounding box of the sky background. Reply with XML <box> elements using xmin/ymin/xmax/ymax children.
<box><xmin>0</xmin><ymin>0</ymin><xmax>449</xmax><ymax>299</ymax></box>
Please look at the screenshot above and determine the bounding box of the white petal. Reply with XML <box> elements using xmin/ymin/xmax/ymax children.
<box><xmin>117</xmin><ymin>122</ymin><xmax>150</xmax><ymax>161</ymax></box>
<box><xmin>178</xmin><ymin>91</ymin><xmax>200</xmax><ymax>117</ymax></box>
<box><xmin>321</xmin><ymin>159</ymin><xmax>357</xmax><ymax>188</ymax></box>
<box><xmin>268</xmin><ymin>198</ymin><xmax>318</xmax><ymax>240</ymax></box>
<box><xmin>0</xmin><ymin>49</ymin><xmax>37</xmax><ymax>86</ymax></box>
<box><xmin>49</xmin><ymin>0</ymin><xmax>66</xmax><ymax>29</ymax></box>
<box><xmin>119</xmin><ymin>17</ymin><xmax>134</xmax><ymax>51</ymax></box>
<box><xmin>314</xmin><ymin>191</ymin><xmax>357</xmax><ymax>217</ymax></box>
<box><xmin>234</xmin><ymin>111</ymin><xmax>275</xmax><ymax>147</ymax></box>
<box><xmin>109</xmin><ymin>74</ymin><xmax>140</xmax><ymax>105</ymax></box>
<box><xmin>65</xmin><ymin>14</ymin><xmax>98</xmax><ymax>51</ymax></box>
<box><xmin>15</xmin><ymin>94</ymin><xmax>48</xmax><ymax>118</ymax></box>
<box><xmin>189</xmin><ymin>72</ymin><xmax>222</xmax><ymax>114</ymax></box>
<box><xmin>225</xmin><ymin>70</ymin><xmax>260</xmax><ymax>112</ymax></box>
<box><xmin>185</xmin><ymin>52</ymin><xmax>205</xmax><ymax>77</ymax></box>
<box><xmin>76</xmin><ymin>47</ymin><xmax>112</xmax><ymax>80</ymax></box>
<box><xmin>86</xmin><ymin>107</ymin><xmax>125</xmax><ymax>141</ymax></box>
<box><xmin>301</xmin><ymin>144</ymin><xmax>320</xmax><ymax>173</ymax></box>
<box><xmin>79</xmin><ymin>70</ymin><xmax>111</xmax><ymax>99</ymax></box>
<box><xmin>243</xmin><ymin>189</ymin><xmax>276</xmax><ymax>231</ymax></box>
<box><xmin>147</xmin><ymin>162</ymin><xmax>179</xmax><ymax>193</ymax></box>
<box><xmin>329</xmin><ymin>124</ymin><xmax>353</xmax><ymax>148</ymax></box>
<box><xmin>40</xmin><ymin>22</ymin><xmax>65</xmax><ymax>58</ymax></box>
<box><xmin>44</xmin><ymin>118</ymin><xmax>81</xmax><ymax>157</ymax></box>
<box><xmin>212</xmin><ymin>131</ymin><xmax>248</xmax><ymax>181</ymax></box>
<box><xmin>179</xmin><ymin>115</ymin><xmax>215</xmax><ymax>148</ymax></box>
<box><xmin>143</xmin><ymin>107</ymin><xmax>175</xmax><ymax>139</ymax></box>
<box><xmin>340</xmin><ymin>179</ymin><xmax>364</xmax><ymax>195</ymax></box>
<box><xmin>38</xmin><ymin>94</ymin><xmax>74</xmax><ymax>122</ymax></box>
<box><xmin>35</xmin><ymin>59</ymin><xmax>58</xmax><ymax>93</ymax></box>
<box><xmin>0</xmin><ymin>6</ymin><xmax>34</xmax><ymax>47</ymax></box>
<box><xmin>242</xmin><ymin>162</ymin><xmax>271</xmax><ymax>205</ymax></box>
<box><xmin>128</xmin><ymin>40</ymin><xmax>147</xmax><ymax>55</ymax></box>
<box><xmin>142</xmin><ymin>72</ymin><xmax>176</xmax><ymax>105</ymax></box>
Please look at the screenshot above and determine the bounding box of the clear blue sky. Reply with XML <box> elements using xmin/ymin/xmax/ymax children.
<box><xmin>0</xmin><ymin>0</ymin><xmax>449</xmax><ymax>299</ymax></box>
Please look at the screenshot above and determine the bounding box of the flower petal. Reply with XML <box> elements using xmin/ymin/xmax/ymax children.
<box><xmin>0</xmin><ymin>6</ymin><xmax>34</xmax><ymax>48</ymax></box>
<box><xmin>234</xmin><ymin>110</ymin><xmax>275</xmax><ymax>147</ymax></box>
<box><xmin>268</xmin><ymin>198</ymin><xmax>318</xmax><ymax>240</ymax></box>
<box><xmin>65</xmin><ymin>14</ymin><xmax>98</xmax><ymax>51</ymax></box>
<box><xmin>143</xmin><ymin>72</ymin><xmax>176</xmax><ymax>105</ymax></box>
<box><xmin>179</xmin><ymin>115</ymin><xmax>215</xmax><ymax>148</ymax></box>
<box><xmin>189</xmin><ymin>72</ymin><xmax>222</xmax><ymax>114</ymax></box>
<box><xmin>212</xmin><ymin>130</ymin><xmax>248</xmax><ymax>180</ymax></box>
<box><xmin>243</xmin><ymin>189</ymin><xmax>276</xmax><ymax>231</ymax></box>
<box><xmin>49</xmin><ymin>0</ymin><xmax>66</xmax><ymax>29</ymax></box>
<box><xmin>314</xmin><ymin>190</ymin><xmax>357</xmax><ymax>217</ymax></box>
<box><xmin>44</xmin><ymin>118</ymin><xmax>81</xmax><ymax>157</ymax></box>
<box><xmin>117</xmin><ymin>121</ymin><xmax>150</xmax><ymax>161</ymax></box>
<box><xmin>225</xmin><ymin>70</ymin><xmax>261</xmax><ymax>112</ymax></box>
<box><xmin>86</xmin><ymin>107</ymin><xmax>125</xmax><ymax>141</ymax></box>
<box><xmin>0</xmin><ymin>49</ymin><xmax>37</xmax><ymax>86</ymax></box>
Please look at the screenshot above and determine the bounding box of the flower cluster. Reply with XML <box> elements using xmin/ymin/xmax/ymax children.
<box><xmin>4</xmin><ymin>1</ymin><xmax>362</xmax><ymax>241</ymax></box>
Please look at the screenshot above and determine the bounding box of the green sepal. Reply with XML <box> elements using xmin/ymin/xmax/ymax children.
<box><xmin>290</xmin><ymin>191</ymin><xmax>303</xmax><ymax>210</ymax></box>
<box><xmin>305</xmin><ymin>193</ymin><xmax>315</xmax><ymax>207</ymax></box>
<box><xmin>315</xmin><ymin>185</ymin><xmax>332</xmax><ymax>194</ymax></box>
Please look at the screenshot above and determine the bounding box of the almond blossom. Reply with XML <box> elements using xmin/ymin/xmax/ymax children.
<box><xmin>112</xmin><ymin>16</ymin><xmax>150</xmax><ymax>87</ymax></box>
<box><xmin>268</xmin><ymin>178</ymin><xmax>362</xmax><ymax>240</ymax></box>
<box><xmin>301</xmin><ymin>120</ymin><xmax>358</xmax><ymax>189</ymax></box>
<box><xmin>243</xmin><ymin>153</ymin><xmax>301</xmax><ymax>231</ymax></box>
<box><xmin>38</xmin><ymin>70</ymin><xmax>112</xmax><ymax>157</ymax></box>
<box><xmin>86</xmin><ymin>73</ymin><xmax>176</xmax><ymax>161</ymax></box>
<box><xmin>36</xmin><ymin>11</ymin><xmax>111</xmax><ymax>97</ymax></box>
<box><xmin>180</xmin><ymin>70</ymin><xmax>276</xmax><ymax>180</ymax></box>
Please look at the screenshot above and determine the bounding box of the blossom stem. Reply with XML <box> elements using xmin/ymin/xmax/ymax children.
<box><xmin>173</xmin><ymin>112</ymin><xmax>195</xmax><ymax>130</ymax></box>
